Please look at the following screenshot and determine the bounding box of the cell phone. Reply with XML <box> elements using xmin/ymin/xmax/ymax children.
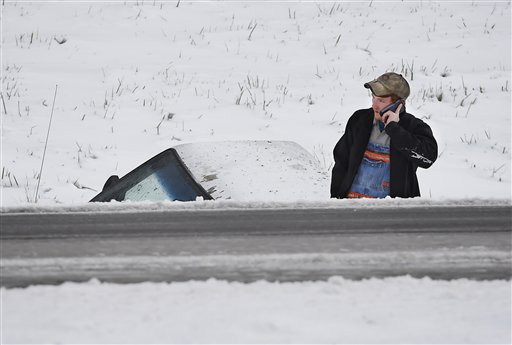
<box><xmin>379</xmin><ymin>99</ymin><xmax>404</xmax><ymax>116</ymax></box>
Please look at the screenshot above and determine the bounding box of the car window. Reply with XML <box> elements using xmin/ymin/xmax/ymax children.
<box><xmin>90</xmin><ymin>149</ymin><xmax>212</xmax><ymax>202</ymax></box>
<box><xmin>123</xmin><ymin>166</ymin><xmax>188</xmax><ymax>202</ymax></box>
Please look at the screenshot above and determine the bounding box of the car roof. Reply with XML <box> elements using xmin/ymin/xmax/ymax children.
<box><xmin>174</xmin><ymin>140</ymin><xmax>330</xmax><ymax>201</ymax></box>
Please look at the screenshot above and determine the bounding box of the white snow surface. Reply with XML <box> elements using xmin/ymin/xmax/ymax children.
<box><xmin>1</xmin><ymin>1</ymin><xmax>511</xmax><ymax>343</ymax></box>
<box><xmin>2</xmin><ymin>196</ymin><xmax>511</xmax><ymax>215</ymax></box>
<box><xmin>1</xmin><ymin>277</ymin><xmax>510</xmax><ymax>344</ymax></box>
<box><xmin>174</xmin><ymin>140</ymin><xmax>331</xmax><ymax>201</ymax></box>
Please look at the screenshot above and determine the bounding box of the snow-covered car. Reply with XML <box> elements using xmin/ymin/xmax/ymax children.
<box><xmin>90</xmin><ymin>141</ymin><xmax>330</xmax><ymax>202</ymax></box>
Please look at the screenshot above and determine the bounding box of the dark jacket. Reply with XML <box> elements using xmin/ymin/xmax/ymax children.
<box><xmin>330</xmin><ymin>108</ymin><xmax>437</xmax><ymax>198</ymax></box>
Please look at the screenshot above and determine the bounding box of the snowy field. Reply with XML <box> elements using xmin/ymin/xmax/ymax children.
<box><xmin>1</xmin><ymin>0</ymin><xmax>511</xmax><ymax>343</ymax></box>
<box><xmin>1</xmin><ymin>0</ymin><xmax>510</xmax><ymax>204</ymax></box>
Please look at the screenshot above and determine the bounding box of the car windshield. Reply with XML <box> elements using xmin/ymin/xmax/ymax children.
<box><xmin>90</xmin><ymin>149</ymin><xmax>212</xmax><ymax>202</ymax></box>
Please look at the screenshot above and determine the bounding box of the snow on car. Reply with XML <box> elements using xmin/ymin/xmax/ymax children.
<box><xmin>91</xmin><ymin>141</ymin><xmax>330</xmax><ymax>202</ymax></box>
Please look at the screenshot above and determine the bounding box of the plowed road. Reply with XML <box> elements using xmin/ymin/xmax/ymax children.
<box><xmin>1</xmin><ymin>206</ymin><xmax>510</xmax><ymax>287</ymax></box>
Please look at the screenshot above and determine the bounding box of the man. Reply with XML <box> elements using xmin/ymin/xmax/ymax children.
<box><xmin>330</xmin><ymin>72</ymin><xmax>437</xmax><ymax>199</ymax></box>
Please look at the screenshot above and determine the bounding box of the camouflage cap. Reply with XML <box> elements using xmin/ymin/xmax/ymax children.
<box><xmin>364</xmin><ymin>72</ymin><xmax>410</xmax><ymax>99</ymax></box>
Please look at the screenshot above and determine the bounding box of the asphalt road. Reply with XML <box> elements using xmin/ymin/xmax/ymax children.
<box><xmin>1</xmin><ymin>206</ymin><xmax>511</xmax><ymax>287</ymax></box>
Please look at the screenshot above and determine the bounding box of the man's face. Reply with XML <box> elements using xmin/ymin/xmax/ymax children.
<box><xmin>371</xmin><ymin>95</ymin><xmax>393</xmax><ymax>121</ymax></box>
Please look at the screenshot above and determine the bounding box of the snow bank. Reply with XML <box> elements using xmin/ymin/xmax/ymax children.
<box><xmin>1</xmin><ymin>197</ymin><xmax>510</xmax><ymax>214</ymax></box>
<box><xmin>2</xmin><ymin>277</ymin><xmax>510</xmax><ymax>344</ymax></box>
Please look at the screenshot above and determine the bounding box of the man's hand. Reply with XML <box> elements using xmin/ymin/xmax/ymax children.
<box><xmin>382</xmin><ymin>103</ymin><xmax>402</xmax><ymax>127</ymax></box>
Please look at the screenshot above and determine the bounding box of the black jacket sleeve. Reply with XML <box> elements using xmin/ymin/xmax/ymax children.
<box><xmin>330</xmin><ymin>111</ymin><xmax>371</xmax><ymax>198</ymax></box>
<box><xmin>330</xmin><ymin>123</ymin><xmax>352</xmax><ymax>197</ymax></box>
<box><xmin>384</xmin><ymin>114</ymin><xmax>438</xmax><ymax>169</ymax></box>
